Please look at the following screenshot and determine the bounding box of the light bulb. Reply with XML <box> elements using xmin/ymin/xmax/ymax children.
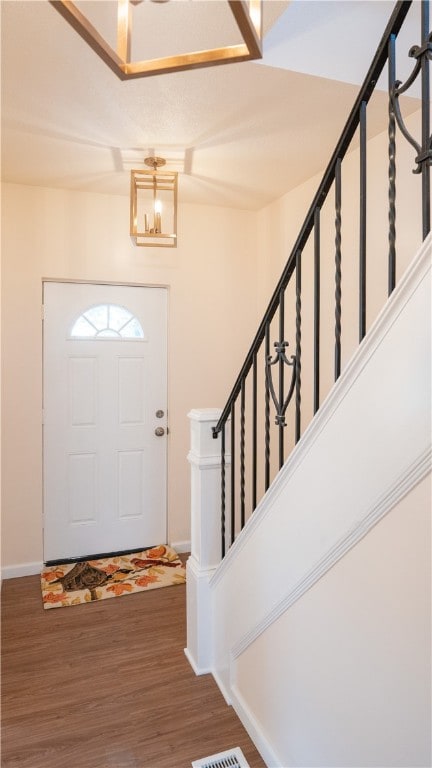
<box><xmin>154</xmin><ymin>199</ymin><xmax>162</xmax><ymax>233</ymax></box>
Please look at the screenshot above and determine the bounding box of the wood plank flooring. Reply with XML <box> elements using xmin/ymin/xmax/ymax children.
<box><xmin>1</xmin><ymin>564</ymin><xmax>266</xmax><ymax>768</ymax></box>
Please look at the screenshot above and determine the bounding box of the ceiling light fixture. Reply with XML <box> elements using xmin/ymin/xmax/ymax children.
<box><xmin>49</xmin><ymin>0</ymin><xmax>262</xmax><ymax>80</ymax></box>
<box><xmin>130</xmin><ymin>157</ymin><xmax>178</xmax><ymax>247</ymax></box>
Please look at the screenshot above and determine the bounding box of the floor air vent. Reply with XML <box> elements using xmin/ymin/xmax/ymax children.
<box><xmin>192</xmin><ymin>747</ymin><xmax>250</xmax><ymax>768</ymax></box>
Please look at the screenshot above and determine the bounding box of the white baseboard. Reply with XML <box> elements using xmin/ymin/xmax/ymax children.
<box><xmin>212</xmin><ymin>668</ymin><xmax>232</xmax><ymax>706</ymax></box>
<box><xmin>2</xmin><ymin>561</ymin><xmax>43</xmax><ymax>579</ymax></box>
<box><xmin>230</xmin><ymin>683</ymin><xmax>289</xmax><ymax>768</ymax></box>
<box><xmin>171</xmin><ymin>540</ymin><xmax>191</xmax><ymax>554</ymax></box>
<box><xmin>183</xmin><ymin>647</ymin><xmax>212</xmax><ymax>676</ymax></box>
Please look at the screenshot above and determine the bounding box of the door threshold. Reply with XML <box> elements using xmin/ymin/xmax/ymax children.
<box><xmin>44</xmin><ymin>544</ymin><xmax>158</xmax><ymax>566</ymax></box>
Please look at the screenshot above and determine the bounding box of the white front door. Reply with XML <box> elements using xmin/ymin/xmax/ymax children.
<box><xmin>43</xmin><ymin>282</ymin><xmax>168</xmax><ymax>562</ymax></box>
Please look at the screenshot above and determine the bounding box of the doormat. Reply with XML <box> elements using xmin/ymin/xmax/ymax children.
<box><xmin>41</xmin><ymin>545</ymin><xmax>186</xmax><ymax>609</ymax></box>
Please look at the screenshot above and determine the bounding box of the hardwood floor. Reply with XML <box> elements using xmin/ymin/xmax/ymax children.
<box><xmin>1</xmin><ymin>565</ymin><xmax>266</xmax><ymax>768</ymax></box>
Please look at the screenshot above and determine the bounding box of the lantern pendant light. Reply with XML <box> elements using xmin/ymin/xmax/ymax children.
<box><xmin>130</xmin><ymin>157</ymin><xmax>178</xmax><ymax>248</ymax></box>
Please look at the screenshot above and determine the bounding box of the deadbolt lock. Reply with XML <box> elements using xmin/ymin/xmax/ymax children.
<box><xmin>156</xmin><ymin>410</ymin><xmax>164</xmax><ymax>418</ymax></box>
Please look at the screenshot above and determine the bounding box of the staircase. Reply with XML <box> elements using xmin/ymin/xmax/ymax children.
<box><xmin>186</xmin><ymin>3</ymin><xmax>431</xmax><ymax>766</ymax></box>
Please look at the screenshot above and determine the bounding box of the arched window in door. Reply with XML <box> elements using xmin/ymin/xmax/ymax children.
<box><xmin>70</xmin><ymin>304</ymin><xmax>145</xmax><ymax>339</ymax></box>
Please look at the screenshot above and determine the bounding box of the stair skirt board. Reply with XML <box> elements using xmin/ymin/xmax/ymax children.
<box><xmin>192</xmin><ymin>747</ymin><xmax>250</xmax><ymax>768</ymax></box>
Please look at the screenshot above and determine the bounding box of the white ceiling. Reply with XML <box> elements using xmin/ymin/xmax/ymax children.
<box><xmin>1</xmin><ymin>0</ymin><xmax>421</xmax><ymax>210</ymax></box>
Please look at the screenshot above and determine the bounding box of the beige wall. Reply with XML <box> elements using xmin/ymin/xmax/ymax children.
<box><xmin>1</xmin><ymin>184</ymin><xmax>259</xmax><ymax>568</ymax></box>
<box><xmin>1</xmin><ymin>111</ymin><xmax>425</xmax><ymax>570</ymax></box>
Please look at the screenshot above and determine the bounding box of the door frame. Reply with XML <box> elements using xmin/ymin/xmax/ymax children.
<box><xmin>41</xmin><ymin>277</ymin><xmax>170</xmax><ymax>562</ymax></box>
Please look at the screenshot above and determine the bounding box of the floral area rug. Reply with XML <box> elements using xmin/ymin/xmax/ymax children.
<box><xmin>41</xmin><ymin>545</ymin><xmax>186</xmax><ymax>609</ymax></box>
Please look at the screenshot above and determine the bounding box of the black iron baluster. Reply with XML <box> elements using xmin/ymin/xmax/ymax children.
<box><xmin>335</xmin><ymin>158</ymin><xmax>342</xmax><ymax>381</ymax></box>
<box><xmin>421</xmin><ymin>0</ymin><xmax>430</xmax><ymax>238</ymax></box>
<box><xmin>359</xmin><ymin>100</ymin><xmax>367</xmax><ymax>342</ymax></box>
<box><xmin>230</xmin><ymin>400</ymin><xmax>235</xmax><ymax>545</ymax></box>
<box><xmin>388</xmin><ymin>33</ymin><xmax>397</xmax><ymax>295</ymax></box>
<box><xmin>211</xmin><ymin>2</ymin><xmax>414</xmax><ymax>559</ymax></box>
<box><xmin>213</xmin><ymin>2</ymin><xmax>411</xmax><ymax>444</ymax></box>
<box><xmin>240</xmin><ymin>378</ymin><xmax>246</xmax><ymax>530</ymax></box>
<box><xmin>314</xmin><ymin>207</ymin><xmax>321</xmax><ymax>414</ymax></box>
<box><xmin>221</xmin><ymin>423</ymin><xmax>226</xmax><ymax>558</ymax></box>
<box><xmin>265</xmin><ymin>322</ymin><xmax>270</xmax><ymax>491</ymax></box>
<box><xmin>278</xmin><ymin>290</ymin><xmax>285</xmax><ymax>469</ymax></box>
<box><xmin>252</xmin><ymin>350</ymin><xmax>257</xmax><ymax>511</ymax></box>
<box><xmin>295</xmin><ymin>250</ymin><xmax>302</xmax><ymax>443</ymax></box>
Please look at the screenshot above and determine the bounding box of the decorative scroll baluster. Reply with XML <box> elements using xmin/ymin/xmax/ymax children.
<box><xmin>420</xmin><ymin>0</ymin><xmax>430</xmax><ymax>238</ymax></box>
<box><xmin>389</xmin><ymin>33</ymin><xmax>397</xmax><ymax>296</ymax></box>
<box><xmin>335</xmin><ymin>158</ymin><xmax>342</xmax><ymax>381</ymax></box>
<box><xmin>240</xmin><ymin>378</ymin><xmax>246</xmax><ymax>529</ymax></box>
<box><xmin>265</xmin><ymin>323</ymin><xmax>271</xmax><ymax>491</ymax></box>
<box><xmin>389</xmin><ymin>1</ymin><xmax>431</xmax><ymax>239</ymax></box>
<box><xmin>221</xmin><ymin>424</ymin><xmax>226</xmax><ymax>558</ymax></box>
<box><xmin>265</xmin><ymin>339</ymin><xmax>296</xmax><ymax>438</ymax></box>
<box><xmin>278</xmin><ymin>291</ymin><xmax>285</xmax><ymax>469</ymax></box>
<box><xmin>295</xmin><ymin>251</ymin><xmax>302</xmax><ymax>444</ymax></box>
<box><xmin>252</xmin><ymin>351</ymin><xmax>257</xmax><ymax>510</ymax></box>
<box><xmin>389</xmin><ymin>0</ymin><xmax>432</xmax><ymax>273</ymax></box>
<box><xmin>314</xmin><ymin>207</ymin><xmax>321</xmax><ymax>413</ymax></box>
<box><xmin>359</xmin><ymin>100</ymin><xmax>367</xmax><ymax>342</ymax></box>
<box><xmin>230</xmin><ymin>400</ymin><xmax>235</xmax><ymax>545</ymax></box>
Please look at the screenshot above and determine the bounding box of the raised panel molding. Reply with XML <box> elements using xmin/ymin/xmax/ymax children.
<box><xmin>69</xmin><ymin>356</ymin><xmax>97</xmax><ymax>426</ymax></box>
<box><xmin>118</xmin><ymin>449</ymin><xmax>145</xmax><ymax>519</ymax></box>
<box><xmin>68</xmin><ymin>452</ymin><xmax>97</xmax><ymax>524</ymax></box>
<box><xmin>118</xmin><ymin>357</ymin><xmax>146</xmax><ymax>425</ymax></box>
<box><xmin>231</xmin><ymin>445</ymin><xmax>431</xmax><ymax>661</ymax></box>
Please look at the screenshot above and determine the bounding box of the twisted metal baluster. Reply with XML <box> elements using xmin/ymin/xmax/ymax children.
<box><xmin>230</xmin><ymin>400</ymin><xmax>235</xmax><ymax>545</ymax></box>
<box><xmin>314</xmin><ymin>207</ymin><xmax>321</xmax><ymax>414</ymax></box>
<box><xmin>221</xmin><ymin>424</ymin><xmax>226</xmax><ymax>558</ymax></box>
<box><xmin>334</xmin><ymin>158</ymin><xmax>342</xmax><ymax>381</ymax></box>
<box><xmin>389</xmin><ymin>33</ymin><xmax>397</xmax><ymax>295</ymax></box>
<box><xmin>295</xmin><ymin>250</ymin><xmax>302</xmax><ymax>444</ymax></box>
<box><xmin>359</xmin><ymin>100</ymin><xmax>367</xmax><ymax>342</ymax></box>
<box><xmin>265</xmin><ymin>322</ymin><xmax>270</xmax><ymax>491</ymax></box>
<box><xmin>240</xmin><ymin>378</ymin><xmax>246</xmax><ymax>530</ymax></box>
<box><xmin>252</xmin><ymin>351</ymin><xmax>257</xmax><ymax>511</ymax></box>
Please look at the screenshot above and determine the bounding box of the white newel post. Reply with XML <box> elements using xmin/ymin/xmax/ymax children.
<box><xmin>185</xmin><ymin>408</ymin><xmax>227</xmax><ymax>675</ymax></box>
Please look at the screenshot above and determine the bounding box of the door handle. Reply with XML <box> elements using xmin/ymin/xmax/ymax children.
<box><xmin>154</xmin><ymin>427</ymin><xmax>165</xmax><ymax>437</ymax></box>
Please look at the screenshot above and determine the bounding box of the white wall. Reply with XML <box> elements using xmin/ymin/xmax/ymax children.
<box><xmin>204</xmin><ymin>236</ymin><xmax>431</xmax><ymax>767</ymax></box>
<box><xmin>1</xmin><ymin>185</ymin><xmax>259</xmax><ymax>570</ymax></box>
<box><xmin>235</xmin><ymin>473</ymin><xmax>431</xmax><ymax>767</ymax></box>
